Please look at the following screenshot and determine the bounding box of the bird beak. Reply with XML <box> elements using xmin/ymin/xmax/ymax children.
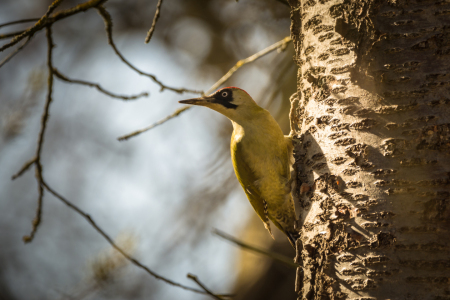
<box><xmin>178</xmin><ymin>96</ymin><xmax>214</xmax><ymax>106</ymax></box>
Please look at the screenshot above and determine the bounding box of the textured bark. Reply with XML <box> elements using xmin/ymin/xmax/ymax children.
<box><xmin>288</xmin><ymin>0</ymin><xmax>450</xmax><ymax>299</ymax></box>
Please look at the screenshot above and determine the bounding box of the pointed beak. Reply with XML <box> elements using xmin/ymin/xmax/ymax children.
<box><xmin>178</xmin><ymin>96</ymin><xmax>214</xmax><ymax>106</ymax></box>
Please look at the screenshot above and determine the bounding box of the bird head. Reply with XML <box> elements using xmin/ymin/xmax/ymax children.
<box><xmin>179</xmin><ymin>87</ymin><xmax>261</xmax><ymax>123</ymax></box>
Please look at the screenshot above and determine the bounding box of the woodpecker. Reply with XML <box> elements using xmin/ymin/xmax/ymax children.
<box><xmin>179</xmin><ymin>87</ymin><xmax>298</xmax><ymax>247</ymax></box>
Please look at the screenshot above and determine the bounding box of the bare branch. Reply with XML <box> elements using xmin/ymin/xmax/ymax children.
<box><xmin>187</xmin><ymin>273</ymin><xmax>227</xmax><ymax>300</ymax></box>
<box><xmin>0</xmin><ymin>0</ymin><xmax>108</xmax><ymax>52</ymax></box>
<box><xmin>118</xmin><ymin>36</ymin><xmax>292</xmax><ymax>141</ymax></box>
<box><xmin>6</xmin><ymin>2</ymin><xmax>233</xmax><ymax>297</ymax></box>
<box><xmin>96</xmin><ymin>6</ymin><xmax>202</xmax><ymax>95</ymax></box>
<box><xmin>22</xmin><ymin>26</ymin><xmax>55</xmax><ymax>243</ymax></box>
<box><xmin>117</xmin><ymin>106</ymin><xmax>190</xmax><ymax>141</ymax></box>
<box><xmin>9</xmin><ymin>27</ymin><xmax>225</xmax><ymax>295</ymax></box>
<box><xmin>0</xmin><ymin>18</ymin><xmax>40</xmax><ymax>29</ymax></box>
<box><xmin>213</xmin><ymin>229</ymin><xmax>298</xmax><ymax>269</ymax></box>
<box><xmin>144</xmin><ymin>0</ymin><xmax>163</xmax><ymax>44</ymax></box>
<box><xmin>36</xmin><ymin>27</ymin><xmax>55</xmax><ymax>166</ymax></box>
<box><xmin>0</xmin><ymin>36</ymin><xmax>32</xmax><ymax>69</ymax></box>
<box><xmin>41</xmin><ymin>180</ymin><xmax>211</xmax><ymax>296</ymax></box>
<box><xmin>53</xmin><ymin>68</ymin><xmax>149</xmax><ymax>100</ymax></box>
<box><xmin>0</xmin><ymin>0</ymin><xmax>64</xmax><ymax>48</ymax></box>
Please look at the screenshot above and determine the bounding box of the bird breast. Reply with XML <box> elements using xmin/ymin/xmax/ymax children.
<box><xmin>232</xmin><ymin>122</ymin><xmax>289</xmax><ymax>201</ymax></box>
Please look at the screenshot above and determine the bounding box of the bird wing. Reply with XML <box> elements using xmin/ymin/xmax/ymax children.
<box><xmin>231</xmin><ymin>139</ymin><xmax>290</xmax><ymax>238</ymax></box>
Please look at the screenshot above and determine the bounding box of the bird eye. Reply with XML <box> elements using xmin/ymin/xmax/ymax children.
<box><xmin>221</xmin><ymin>91</ymin><xmax>228</xmax><ymax>98</ymax></box>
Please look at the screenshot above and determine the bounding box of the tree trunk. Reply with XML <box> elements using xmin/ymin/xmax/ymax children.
<box><xmin>288</xmin><ymin>0</ymin><xmax>450</xmax><ymax>299</ymax></box>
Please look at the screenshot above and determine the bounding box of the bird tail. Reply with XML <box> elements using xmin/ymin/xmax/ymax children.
<box><xmin>271</xmin><ymin>219</ymin><xmax>299</xmax><ymax>248</ymax></box>
<box><xmin>285</xmin><ymin>231</ymin><xmax>300</xmax><ymax>249</ymax></box>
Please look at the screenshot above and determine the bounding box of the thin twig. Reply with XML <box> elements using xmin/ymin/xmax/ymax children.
<box><xmin>22</xmin><ymin>26</ymin><xmax>55</xmax><ymax>244</ymax></box>
<box><xmin>117</xmin><ymin>106</ymin><xmax>189</xmax><ymax>141</ymax></box>
<box><xmin>207</xmin><ymin>36</ymin><xmax>291</xmax><ymax>94</ymax></box>
<box><xmin>1</xmin><ymin>1</ymin><xmax>192</xmax><ymax>96</ymax></box>
<box><xmin>0</xmin><ymin>0</ymin><xmax>64</xmax><ymax>48</ymax></box>
<box><xmin>53</xmin><ymin>68</ymin><xmax>149</xmax><ymax>100</ymax></box>
<box><xmin>187</xmin><ymin>274</ymin><xmax>227</xmax><ymax>300</ymax></box>
<box><xmin>0</xmin><ymin>30</ymin><xmax>25</xmax><ymax>40</ymax></box>
<box><xmin>213</xmin><ymin>229</ymin><xmax>298</xmax><ymax>269</ymax></box>
<box><xmin>11</xmin><ymin>156</ymin><xmax>37</xmax><ymax>180</ymax></box>
<box><xmin>36</xmin><ymin>26</ymin><xmax>54</xmax><ymax>173</ymax></box>
<box><xmin>0</xmin><ymin>18</ymin><xmax>40</xmax><ymax>29</ymax></box>
<box><xmin>41</xmin><ymin>180</ymin><xmax>214</xmax><ymax>297</ymax></box>
<box><xmin>118</xmin><ymin>36</ymin><xmax>292</xmax><ymax>141</ymax></box>
<box><xmin>144</xmin><ymin>0</ymin><xmax>163</xmax><ymax>44</ymax></box>
<box><xmin>0</xmin><ymin>36</ymin><xmax>32</xmax><ymax>69</ymax></box>
<box><xmin>45</xmin><ymin>0</ymin><xmax>66</xmax><ymax>18</ymax></box>
<box><xmin>0</xmin><ymin>0</ymin><xmax>108</xmax><ymax>52</ymax></box>
<box><xmin>96</xmin><ymin>5</ymin><xmax>202</xmax><ymax>95</ymax></box>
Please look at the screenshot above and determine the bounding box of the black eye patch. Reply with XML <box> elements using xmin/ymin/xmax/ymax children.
<box><xmin>212</xmin><ymin>89</ymin><xmax>237</xmax><ymax>109</ymax></box>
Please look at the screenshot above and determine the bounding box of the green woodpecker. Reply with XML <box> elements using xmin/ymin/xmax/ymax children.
<box><xmin>179</xmin><ymin>87</ymin><xmax>298</xmax><ymax>246</ymax></box>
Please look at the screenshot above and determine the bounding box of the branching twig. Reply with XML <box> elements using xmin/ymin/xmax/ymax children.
<box><xmin>118</xmin><ymin>36</ymin><xmax>292</xmax><ymax>141</ymax></box>
<box><xmin>53</xmin><ymin>68</ymin><xmax>149</xmax><ymax>100</ymax></box>
<box><xmin>0</xmin><ymin>0</ymin><xmax>108</xmax><ymax>52</ymax></box>
<box><xmin>44</xmin><ymin>0</ymin><xmax>66</xmax><ymax>18</ymax></box>
<box><xmin>9</xmin><ymin>1</ymin><xmax>108</xmax><ymax>179</ymax></box>
<box><xmin>9</xmin><ymin>24</ymin><xmax>227</xmax><ymax>291</ymax></box>
<box><xmin>96</xmin><ymin>5</ymin><xmax>202</xmax><ymax>95</ymax></box>
<box><xmin>41</xmin><ymin>181</ymin><xmax>203</xmax><ymax>293</ymax></box>
<box><xmin>187</xmin><ymin>273</ymin><xmax>227</xmax><ymax>300</ymax></box>
<box><xmin>41</xmin><ymin>180</ymin><xmax>233</xmax><ymax>298</ymax></box>
<box><xmin>0</xmin><ymin>36</ymin><xmax>32</xmax><ymax>69</ymax></box>
<box><xmin>6</xmin><ymin>1</ymin><xmax>233</xmax><ymax>297</ymax></box>
<box><xmin>117</xmin><ymin>106</ymin><xmax>189</xmax><ymax>141</ymax></box>
<box><xmin>22</xmin><ymin>26</ymin><xmax>55</xmax><ymax>243</ymax></box>
<box><xmin>213</xmin><ymin>229</ymin><xmax>298</xmax><ymax>269</ymax></box>
<box><xmin>1</xmin><ymin>1</ymin><xmax>186</xmax><ymax>97</ymax></box>
<box><xmin>144</xmin><ymin>0</ymin><xmax>163</xmax><ymax>44</ymax></box>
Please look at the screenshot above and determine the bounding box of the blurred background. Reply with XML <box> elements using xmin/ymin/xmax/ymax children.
<box><xmin>0</xmin><ymin>0</ymin><xmax>297</xmax><ymax>299</ymax></box>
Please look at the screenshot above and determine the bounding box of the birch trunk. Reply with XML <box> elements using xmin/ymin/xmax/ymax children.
<box><xmin>287</xmin><ymin>0</ymin><xmax>450</xmax><ymax>299</ymax></box>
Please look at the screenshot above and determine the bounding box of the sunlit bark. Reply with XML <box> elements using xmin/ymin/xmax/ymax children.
<box><xmin>289</xmin><ymin>0</ymin><xmax>450</xmax><ymax>298</ymax></box>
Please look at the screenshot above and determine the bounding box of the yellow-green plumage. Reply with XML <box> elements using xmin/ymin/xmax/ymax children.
<box><xmin>231</xmin><ymin>110</ymin><xmax>296</xmax><ymax>239</ymax></box>
<box><xmin>179</xmin><ymin>87</ymin><xmax>298</xmax><ymax>246</ymax></box>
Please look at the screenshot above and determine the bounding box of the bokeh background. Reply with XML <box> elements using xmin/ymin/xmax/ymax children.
<box><xmin>0</xmin><ymin>0</ymin><xmax>297</xmax><ymax>299</ymax></box>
